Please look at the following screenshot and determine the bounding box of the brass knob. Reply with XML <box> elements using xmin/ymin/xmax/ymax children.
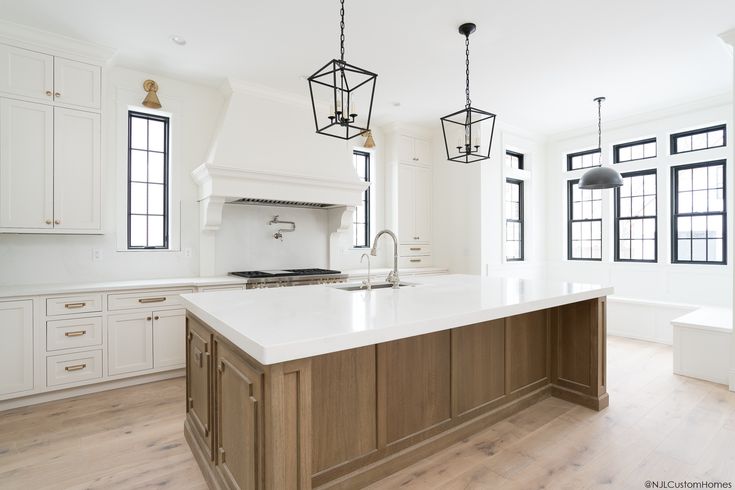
<box><xmin>45</xmin><ymin>90</ymin><xmax>52</xmax><ymax>96</ymax></box>
<box><xmin>54</xmin><ymin>219</ymin><xmax>60</xmax><ymax>225</ymax></box>
<box><xmin>154</xmin><ymin>316</ymin><xmax>160</xmax><ymax>320</ymax></box>
<box><xmin>54</xmin><ymin>92</ymin><xmax>61</xmax><ymax>97</ymax></box>
<box><xmin>146</xmin><ymin>316</ymin><xmax>152</xmax><ymax>321</ymax></box>
<box><xmin>45</xmin><ymin>219</ymin><xmax>52</xmax><ymax>225</ymax></box>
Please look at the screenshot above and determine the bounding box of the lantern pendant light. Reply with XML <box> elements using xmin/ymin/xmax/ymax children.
<box><xmin>307</xmin><ymin>0</ymin><xmax>377</xmax><ymax>140</ymax></box>
<box><xmin>441</xmin><ymin>23</ymin><xmax>497</xmax><ymax>164</ymax></box>
<box><xmin>579</xmin><ymin>97</ymin><xmax>624</xmax><ymax>190</ymax></box>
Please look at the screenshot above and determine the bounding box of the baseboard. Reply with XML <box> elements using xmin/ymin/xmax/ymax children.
<box><xmin>0</xmin><ymin>369</ymin><xmax>184</xmax><ymax>412</ymax></box>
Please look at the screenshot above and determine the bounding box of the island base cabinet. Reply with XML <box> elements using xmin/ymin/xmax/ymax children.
<box><xmin>185</xmin><ymin>297</ymin><xmax>608</xmax><ymax>490</ymax></box>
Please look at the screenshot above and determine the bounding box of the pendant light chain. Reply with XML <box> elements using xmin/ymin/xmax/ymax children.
<box><xmin>465</xmin><ymin>34</ymin><xmax>471</xmax><ymax>109</ymax></box>
<box><xmin>339</xmin><ymin>0</ymin><xmax>345</xmax><ymax>62</ymax></box>
<box><xmin>597</xmin><ymin>97</ymin><xmax>603</xmax><ymax>150</ymax></box>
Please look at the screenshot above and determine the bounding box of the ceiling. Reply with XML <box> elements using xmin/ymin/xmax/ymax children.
<box><xmin>0</xmin><ymin>0</ymin><xmax>733</xmax><ymax>135</ymax></box>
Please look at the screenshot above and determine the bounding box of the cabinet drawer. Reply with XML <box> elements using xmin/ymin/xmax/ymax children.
<box><xmin>46</xmin><ymin>316</ymin><xmax>102</xmax><ymax>352</ymax></box>
<box><xmin>400</xmin><ymin>244</ymin><xmax>432</xmax><ymax>256</ymax></box>
<box><xmin>197</xmin><ymin>285</ymin><xmax>245</xmax><ymax>292</ymax></box>
<box><xmin>46</xmin><ymin>349</ymin><xmax>102</xmax><ymax>387</ymax></box>
<box><xmin>46</xmin><ymin>294</ymin><xmax>102</xmax><ymax>316</ymax></box>
<box><xmin>399</xmin><ymin>255</ymin><xmax>432</xmax><ymax>268</ymax></box>
<box><xmin>107</xmin><ymin>288</ymin><xmax>193</xmax><ymax>311</ymax></box>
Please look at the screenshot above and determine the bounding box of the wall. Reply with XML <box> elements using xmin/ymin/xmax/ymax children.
<box><xmin>544</xmin><ymin>97</ymin><xmax>733</xmax><ymax>343</ymax></box>
<box><xmin>0</xmin><ymin>66</ymin><xmax>222</xmax><ymax>286</ymax></box>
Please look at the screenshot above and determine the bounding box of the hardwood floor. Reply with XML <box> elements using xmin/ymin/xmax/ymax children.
<box><xmin>1</xmin><ymin>336</ymin><xmax>734</xmax><ymax>489</ymax></box>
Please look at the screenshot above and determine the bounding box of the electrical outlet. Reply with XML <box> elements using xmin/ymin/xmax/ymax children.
<box><xmin>183</xmin><ymin>248</ymin><xmax>192</xmax><ymax>258</ymax></box>
<box><xmin>93</xmin><ymin>249</ymin><xmax>103</xmax><ymax>261</ymax></box>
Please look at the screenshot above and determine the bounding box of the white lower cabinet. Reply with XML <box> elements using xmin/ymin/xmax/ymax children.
<box><xmin>152</xmin><ymin>309</ymin><xmax>186</xmax><ymax>369</ymax></box>
<box><xmin>46</xmin><ymin>350</ymin><xmax>102</xmax><ymax>387</ymax></box>
<box><xmin>0</xmin><ymin>299</ymin><xmax>33</xmax><ymax>396</ymax></box>
<box><xmin>108</xmin><ymin>312</ymin><xmax>154</xmax><ymax>375</ymax></box>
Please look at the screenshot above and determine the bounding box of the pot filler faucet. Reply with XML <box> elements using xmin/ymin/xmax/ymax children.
<box><xmin>370</xmin><ymin>229</ymin><xmax>400</xmax><ymax>288</ymax></box>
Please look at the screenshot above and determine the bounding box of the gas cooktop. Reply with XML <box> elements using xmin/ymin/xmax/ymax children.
<box><xmin>229</xmin><ymin>268</ymin><xmax>342</xmax><ymax>279</ymax></box>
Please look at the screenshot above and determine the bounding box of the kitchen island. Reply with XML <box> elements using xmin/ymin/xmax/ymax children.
<box><xmin>180</xmin><ymin>274</ymin><xmax>612</xmax><ymax>490</ymax></box>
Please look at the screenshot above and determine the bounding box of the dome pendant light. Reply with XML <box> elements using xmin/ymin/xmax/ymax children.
<box><xmin>579</xmin><ymin>97</ymin><xmax>623</xmax><ymax>190</ymax></box>
<box><xmin>441</xmin><ymin>23</ymin><xmax>497</xmax><ymax>164</ymax></box>
<box><xmin>307</xmin><ymin>0</ymin><xmax>377</xmax><ymax>140</ymax></box>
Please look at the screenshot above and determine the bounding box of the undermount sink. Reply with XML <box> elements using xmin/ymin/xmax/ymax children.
<box><xmin>332</xmin><ymin>282</ymin><xmax>416</xmax><ymax>292</ymax></box>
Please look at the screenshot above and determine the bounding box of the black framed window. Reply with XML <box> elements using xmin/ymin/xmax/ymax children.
<box><xmin>671</xmin><ymin>160</ymin><xmax>726</xmax><ymax>264</ymax></box>
<box><xmin>505</xmin><ymin>178</ymin><xmax>524</xmax><ymax>261</ymax></box>
<box><xmin>127</xmin><ymin>111</ymin><xmax>169</xmax><ymax>249</ymax></box>
<box><xmin>353</xmin><ymin>150</ymin><xmax>371</xmax><ymax>248</ymax></box>
<box><xmin>671</xmin><ymin>125</ymin><xmax>726</xmax><ymax>154</ymax></box>
<box><xmin>567</xmin><ymin>148</ymin><xmax>601</xmax><ymax>171</ymax></box>
<box><xmin>614</xmin><ymin>138</ymin><xmax>657</xmax><ymax>163</ymax></box>
<box><xmin>615</xmin><ymin>170</ymin><xmax>657</xmax><ymax>262</ymax></box>
<box><xmin>568</xmin><ymin>179</ymin><xmax>602</xmax><ymax>260</ymax></box>
<box><xmin>505</xmin><ymin>150</ymin><xmax>524</xmax><ymax>170</ymax></box>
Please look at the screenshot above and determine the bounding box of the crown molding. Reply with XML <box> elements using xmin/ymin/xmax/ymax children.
<box><xmin>0</xmin><ymin>19</ymin><xmax>115</xmax><ymax>65</ymax></box>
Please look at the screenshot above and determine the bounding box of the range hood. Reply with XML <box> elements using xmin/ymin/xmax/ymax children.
<box><xmin>192</xmin><ymin>79</ymin><xmax>369</xmax><ymax>230</ymax></box>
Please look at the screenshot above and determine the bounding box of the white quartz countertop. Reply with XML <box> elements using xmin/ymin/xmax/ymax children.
<box><xmin>180</xmin><ymin>274</ymin><xmax>614</xmax><ymax>365</ymax></box>
<box><xmin>0</xmin><ymin>276</ymin><xmax>248</xmax><ymax>299</ymax></box>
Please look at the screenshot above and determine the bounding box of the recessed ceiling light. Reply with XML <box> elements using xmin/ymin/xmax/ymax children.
<box><xmin>170</xmin><ymin>35</ymin><xmax>187</xmax><ymax>46</ymax></box>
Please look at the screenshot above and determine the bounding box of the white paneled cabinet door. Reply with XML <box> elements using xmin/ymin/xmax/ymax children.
<box><xmin>0</xmin><ymin>44</ymin><xmax>54</xmax><ymax>102</ymax></box>
<box><xmin>108</xmin><ymin>312</ymin><xmax>154</xmax><ymax>376</ymax></box>
<box><xmin>398</xmin><ymin>164</ymin><xmax>416</xmax><ymax>243</ymax></box>
<box><xmin>53</xmin><ymin>58</ymin><xmax>101</xmax><ymax>110</ymax></box>
<box><xmin>0</xmin><ymin>98</ymin><xmax>54</xmax><ymax>229</ymax></box>
<box><xmin>53</xmin><ymin>108</ymin><xmax>101</xmax><ymax>230</ymax></box>
<box><xmin>398</xmin><ymin>135</ymin><xmax>415</xmax><ymax>163</ymax></box>
<box><xmin>413</xmin><ymin>165</ymin><xmax>432</xmax><ymax>243</ymax></box>
<box><xmin>413</xmin><ymin>138</ymin><xmax>430</xmax><ymax>165</ymax></box>
<box><xmin>0</xmin><ymin>300</ymin><xmax>33</xmax><ymax>397</ymax></box>
<box><xmin>153</xmin><ymin>309</ymin><xmax>186</xmax><ymax>369</ymax></box>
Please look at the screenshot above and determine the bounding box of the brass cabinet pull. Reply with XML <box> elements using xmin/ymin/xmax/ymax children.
<box><xmin>45</xmin><ymin>90</ymin><xmax>53</xmax><ymax>96</ymax></box>
<box><xmin>64</xmin><ymin>302</ymin><xmax>86</xmax><ymax>309</ymax></box>
<box><xmin>54</xmin><ymin>92</ymin><xmax>61</xmax><ymax>97</ymax></box>
<box><xmin>45</xmin><ymin>219</ymin><xmax>52</xmax><ymax>225</ymax></box>
<box><xmin>410</xmin><ymin>259</ymin><xmax>421</xmax><ymax>263</ymax></box>
<box><xmin>410</xmin><ymin>247</ymin><xmax>421</xmax><ymax>251</ymax></box>
<box><xmin>64</xmin><ymin>330</ymin><xmax>86</xmax><ymax>337</ymax></box>
<box><xmin>54</xmin><ymin>219</ymin><xmax>61</xmax><ymax>225</ymax></box>
<box><xmin>65</xmin><ymin>363</ymin><xmax>86</xmax><ymax>372</ymax></box>
<box><xmin>154</xmin><ymin>316</ymin><xmax>160</xmax><ymax>320</ymax></box>
<box><xmin>413</xmin><ymin>236</ymin><xmax>420</xmax><ymax>240</ymax></box>
<box><xmin>146</xmin><ymin>316</ymin><xmax>152</xmax><ymax>321</ymax></box>
<box><xmin>138</xmin><ymin>297</ymin><xmax>166</xmax><ymax>304</ymax></box>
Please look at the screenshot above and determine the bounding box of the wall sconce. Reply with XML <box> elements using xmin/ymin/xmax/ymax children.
<box><xmin>142</xmin><ymin>79</ymin><xmax>161</xmax><ymax>109</ymax></box>
<box><xmin>362</xmin><ymin>130</ymin><xmax>376</xmax><ymax>148</ymax></box>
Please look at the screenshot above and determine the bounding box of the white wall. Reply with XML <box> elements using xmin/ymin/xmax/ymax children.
<box><xmin>0</xmin><ymin>66</ymin><xmax>222</xmax><ymax>286</ymax></box>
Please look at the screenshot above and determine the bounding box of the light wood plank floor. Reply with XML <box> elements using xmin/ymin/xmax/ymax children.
<box><xmin>1</xmin><ymin>336</ymin><xmax>734</xmax><ymax>489</ymax></box>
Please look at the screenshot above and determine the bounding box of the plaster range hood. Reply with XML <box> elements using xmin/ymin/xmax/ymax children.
<box><xmin>192</xmin><ymin>79</ymin><xmax>369</xmax><ymax>231</ymax></box>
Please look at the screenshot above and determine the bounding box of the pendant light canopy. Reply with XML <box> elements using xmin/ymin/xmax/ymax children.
<box><xmin>441</xmin><ymin>23</ymin><xmax>496</xmax><ymax>164</ymax></box>
<box><xmin>307</xmin><ymin>0</ymin><xmax>377</xmax><ymax>140</ymax></box>
<box><xmin>579</xmin><ymin>97</ymin><xmax>623</xmax><ymax>190</ymax></box>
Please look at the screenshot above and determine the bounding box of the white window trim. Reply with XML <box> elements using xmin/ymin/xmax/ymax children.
<box><xmin>115</xmin><ymin>87</ymin><xmax>182</xmax><ymax>252</ymax></box>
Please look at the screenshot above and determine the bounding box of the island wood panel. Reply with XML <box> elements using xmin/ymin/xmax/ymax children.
<box><xmin>377</xmin><ymin>330</ymin><xmax>451</xmax><ymax>445</ymax></box>
<box><xmin>187</xmin><ymin>317</ymin><xmax>213</xmax><ymax>461</ymax></box>
<box><xmin>214</xmin><ymin>340</ymin><xmax>264</xmax><ymax>490</ymax></box>
<box><xmin>311</xmin><ymin>346</ymin><xmax>377</xmax><ymax>474</ymax></box>
<box><xmin>450</xmin><ymin>319</ymin><xmax>505</xmax><ymax>417</ymax></box>
<box><xmin>506</xmin><ymin>309</ymin><xmax>549</xmax><ymax>393</ymax></box>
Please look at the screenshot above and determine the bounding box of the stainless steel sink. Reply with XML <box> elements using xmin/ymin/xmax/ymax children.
<box><xmin>332</xmin><ymin>282</ymin><xmax>415</xmax><ymax>292</ymax></box>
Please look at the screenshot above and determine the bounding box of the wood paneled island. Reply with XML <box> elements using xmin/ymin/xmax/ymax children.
<box><xmin>180</xmin><ymin>275</ymin><xmax>612</xmax><ymax>490</ymax></box>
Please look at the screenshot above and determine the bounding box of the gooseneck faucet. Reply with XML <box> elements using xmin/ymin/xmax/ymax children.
<box><xmin>370</xmin><ymin>229</ymin><xmax>400</xmax><ymax>288</ymax></box>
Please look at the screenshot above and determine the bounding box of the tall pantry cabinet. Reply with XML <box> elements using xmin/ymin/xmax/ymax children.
<box><xmin>0</xmin><ymin>43</ymin><xmax>102</xmax><ymax>233</ymax></box>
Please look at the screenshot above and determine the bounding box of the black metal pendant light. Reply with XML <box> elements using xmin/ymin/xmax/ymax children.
<box><xmin>579</xmin><ymin>97</ymin><xmax>623</xmax><ymax>190</ymax></box>
<box><xmin>441</xmin><ymin>23</ymin><xmax>496</xmax><ymax>164</ymax></box>
<box><xmin>307</xmin><ymin>0</ymin><xmax>377</xmax><ymax>140</ymax></box>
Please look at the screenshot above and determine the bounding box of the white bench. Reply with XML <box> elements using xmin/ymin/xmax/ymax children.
<box><xmin>672</xmin><ymin>307</ymin><xmax>732</xmax><ymax>385</ymax></box>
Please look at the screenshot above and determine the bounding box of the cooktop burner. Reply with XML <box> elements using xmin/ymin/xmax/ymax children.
<box><xmin>229</xmin><ymin>268</ymin><xmax>342</xmax><ymax>279</ymax></box>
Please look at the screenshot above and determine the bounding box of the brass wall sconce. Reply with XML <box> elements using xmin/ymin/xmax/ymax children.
<box><xmin>362</xmin><ymin>130</ymin><xmax>376</xmax><ymax>148</ymax></box>
<box><xmin>142</xmin><ymin>79</ymin><xmax>161</xmax><ymax>109</ymax></box>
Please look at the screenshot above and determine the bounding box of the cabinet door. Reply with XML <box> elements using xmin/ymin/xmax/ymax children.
<box><xmin>153</xmin><ymin>309</ymin><xmax>186</xmax><ymax>369</ymax></box>
<box><xmin>215</xmin><ymin>340</ymin><xmax>263</xmax><ymax>490</ymax></box>
<box><xmin>0</xmin><ymin>98</ymin><xmax>54</xmax><ymax>229</ymax></box>
<box><xmin>108</xmin><ymin>312</ymin><xmax>153</xmax><ymax>376</ymax></box>
<box><xmin>0</xmin><ymin>300</ymin><xmax>33</xmax><ymax>396</ymax></box>
<box><xmin>0</xmin><ymin>45</ymin><xmax>53</xmax><ymax>102</ymax></box>
<box><xmin>413</xmin><ymin>137</ymin><xmax>431</xmax><ymax>165</ymax></box>
<box><xmin>187</xmin><ymin>316</ymin><xmax>212</xmax><ymax>459</ymax></box>
<box><xmin>397</xmin><ymin>164</ymin><xmax>416</xmax><ymax>243</ymax></box>
<box><xmin>397</xmin><ymin>135</ymin><xmax>415</xmax><ymax>163</ymax></box>
<box><xmin>53</xmin><ymin>108</ymin><xmax>101</xmax><ymax>230</ymax></box>
<box><xmin>53</xmin><ymin>58</ymin><xmax>101</xmax><ymax>110</ymax></box>
<box><xmin>413</xmin><ymin>165</ymin><xmax>432</xmax><ymax>243</ymax></box>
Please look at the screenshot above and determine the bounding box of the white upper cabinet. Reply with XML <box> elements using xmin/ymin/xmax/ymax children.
<box><xmin>0</xmin><ymin>44</ymin><xmax>53</xmax><ymax>103</ymax></box>
<box><xmin>0</xmin><ymin>45</ymin><xmax>101</xmax><ymax>111</ymax></box>
<box><xmin>53</xmin><ymin>108</ymin><xmax>101</xmax><ymax>230</ymax></box>
<box><xmin>0</xmin><ymin>98</ymin><xmax>54</xmax><ymax>229</ymax></box>
<box><xmin>413</xmin><ymin>166</ymin><xmax>432</xmax><ymax>242</ymax></box>
<box><xmin>53</xmin><ymin>58</ymin><xmax>101</xmax><ymax>110</ymax></box>
<box><xmin>398</xmin><ymin>135</ymin><xmax>431</xmax><ymax>165</ymax></box>
<box><xmin>0</xmin><ymin>300</ymin><xmax>34</xmax><ymax>397</ymax></box>
<box><xmin>398</xmin><ymin>163</ymin><xmax>432</xmax><ymax>244</ymax></box>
